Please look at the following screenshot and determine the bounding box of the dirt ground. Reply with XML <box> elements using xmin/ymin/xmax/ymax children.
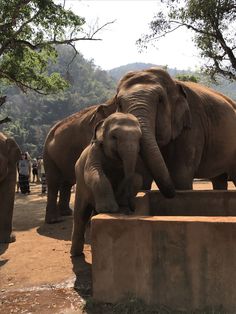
<box><xmin>0</xmin><ymin>181</ymin><xmax>235</xmax><ymax>313</ymax></box>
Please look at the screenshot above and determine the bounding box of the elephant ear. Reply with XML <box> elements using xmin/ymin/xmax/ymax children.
<box><xmin>89</xmin><ymin>99</ymin><xmax>117</xmax><ymax>125</ymax></box>
<box><xmin>172</xmin><ymin>83</ymin><xmax>192</xmax><ymax>140</ymax></box>
<box><xmin>6</xmin><ymin>138</ymin><xmax>21</xmax><ymax>163</ymax></box>
<box><xmin>92</xmin><ymin>120</ymin><xmax>105</xmax><ymax>143</ymax></box>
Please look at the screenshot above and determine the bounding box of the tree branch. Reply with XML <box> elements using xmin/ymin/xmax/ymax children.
<box><xmin>0</xmin><ymin>9</ymin><xmax>41</xmax><ymax>55</ymax></box>
<box><xmin>143</xmin><ymin>24</ymin><xmax>184</xmax><ymax>41</ymax></box>
<box><xmin>0</xmin><ymin>69</ymin><xmax>49</xmax><ymax>94</ymax></box>
<box><xmin>215</xmin><ymin>27</ymin><xmax>236</xmax><ymax>69</ymax></box>
<box><xmin>0</xmin><ymin>96</ymin><xmax>6</xmax><ymax>107</ymax></box>
<box><xmin>0</xmin><ymin>117</ymin><xmax>11</xmax><ymax>125</ymax></box>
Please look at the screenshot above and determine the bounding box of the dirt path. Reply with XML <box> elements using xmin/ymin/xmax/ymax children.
<box><xmin>0</xmin><ymin>182</ymin><xmax>235</xmax><ymax>313</ymax></box>
<box><xmin>0</xmin><ymin>184</ymin><xmax>91</xmax><ymax>313</ymax></box>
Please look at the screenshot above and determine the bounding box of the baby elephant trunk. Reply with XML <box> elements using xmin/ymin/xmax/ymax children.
<box><xmin>116</xmin><ymin>143</ymin><xmax>140</xmax><ymax>211</ymax></box>
<box><xmin>118</xmin><ymin>142</ymin><xmax>139</xmax><ymax>179</ymax></box>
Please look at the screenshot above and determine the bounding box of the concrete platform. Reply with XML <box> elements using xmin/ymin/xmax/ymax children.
<box><xmin>135</xmin><ymin>190</ymin><xmax>236</xmax><ymax>216</ymax></box>
<box><xmin>91</xmin><ymin>214</ymin><xmax>236</xmax><ymax>312</ymax></box>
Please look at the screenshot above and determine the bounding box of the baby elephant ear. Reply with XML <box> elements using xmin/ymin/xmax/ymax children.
<box><xmin>92</xmin><ymin>120</ymin><xmax>104</xmax><ymax>143</ymax></box>
<box><xmin>89</xmin><ymin>105</ymin><xmax>106</xmax><ymax>125</ymax></box>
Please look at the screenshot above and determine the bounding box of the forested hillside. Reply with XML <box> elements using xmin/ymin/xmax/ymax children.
<box><xmin>0</xmin><ymin>46</ymin><xmax>116</xmax><ymax>157</ymax></box>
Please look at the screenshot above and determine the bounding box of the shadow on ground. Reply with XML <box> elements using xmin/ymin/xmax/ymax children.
<box><xmin>0</xmin><ymin>243</ymin><xmax>9</xmax><ymax>267</ymax></box>
<box><xmin>36</xmin><ymin>216</ymin><xmax>73</xmax><ymax>241</ymax></box>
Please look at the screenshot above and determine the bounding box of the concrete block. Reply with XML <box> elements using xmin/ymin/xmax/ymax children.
<box><xmin>135</xmin><ymin>190</ymin><xmax>236</xmax><ymax>216</ymax></box>
<box><xmin>91</xmin><ymin>214</ymin><xmax>236</xmax><ymax>312</ymax></box>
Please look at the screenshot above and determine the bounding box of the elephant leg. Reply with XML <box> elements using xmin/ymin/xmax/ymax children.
<box><xmin>229</xmin><ymin>167</ymin><xmax>236</xmax><ymax>189</ymax></box>
<box><xmin>58</xmin><ymin>181</ymin><xmax>73</xmax><ymax>216</ymax></box>
<box><xmin>71</xmin><ymin>197</ymin><xmax>93</xmax><ymax>257</ymax></box>
<box><xmin>45</xmin><ymin>182</ymin><xmax>61</xmax><ymax>223</ymax></box>
<box><xmin>171</xmin><ymin>168</ymin><xmax>193</xmax><ymax>190</ymax></box>
<box><xmin>140</xmin><ymin>171</ymin><xmax>152</xmax><ymax>190</ymax></box>
<box><xmin>166</xmin><ymin>154</ymin><xmax>194</xmax><ymax>190</ymax></box>
<box><xmin>0</xmin><ymin>175</ymin><xmax>16</xmax><ymax>243</ymax></box>
<box><xmin>211</xmin><ymin>173</ymin><xmax>228</xmax><ymax>190</ymax></box>
<box><xmin>44</xmin><ymin>159</ymin><xmax>62</xmax><ymax>224</ymax></box>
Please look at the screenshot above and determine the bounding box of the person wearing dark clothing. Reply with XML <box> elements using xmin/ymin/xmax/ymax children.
<box><xmin>38</xmin><ymin>158</ymin><xmax>47</xmax><ymax>194</ymax></box>
<box><xmin>18</xmin><ymin>153</ymin><xmax>31</xmax><ymax>194</ymax></box>
<box><xmin>32</xmin><ymin>159</ymin><xmax>39</xmax><ymax>183</ymax></box>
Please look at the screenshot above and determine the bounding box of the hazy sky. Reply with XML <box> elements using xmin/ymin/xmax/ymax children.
<box><xmin>64</xmin><ymin>0</ymin><xmax>201</xmax><ymax>70</ymax></box>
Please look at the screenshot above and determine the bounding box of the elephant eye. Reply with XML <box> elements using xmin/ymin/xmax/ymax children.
<box><xmin>112</xmin><ymin>135</ymin><xmax>117</xmax><ymax>140</ymax></box>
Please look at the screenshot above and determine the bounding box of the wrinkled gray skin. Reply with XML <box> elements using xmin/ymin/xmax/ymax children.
<box><xmin>116</xmin><ymin>67</ymin><xmax>236</xmax><ymax>189</ymax></box>
<box><xmin>0</xmin><ymin>133</ymin><xmax>21</xmax><ymax>243</ymax></box>
<box><xmin>71</xmin><ymin>112</ymin><xmax>142</xmax><ymax>256</ymax></box>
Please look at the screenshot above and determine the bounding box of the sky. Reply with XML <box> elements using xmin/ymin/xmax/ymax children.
<box><xmin>63</xmin><ymin>0</ymin><xmax>201</xmax><ymax>71</ymax></box>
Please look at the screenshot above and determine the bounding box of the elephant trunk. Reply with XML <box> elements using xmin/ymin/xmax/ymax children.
<box><xmin>118</xmin><ymin>143</ymin><xmax>138</xmax><ymax>179</ymax></box>
<box><xmin>116</xmin><ymin>145</ymin><xmax>139</xmax><ymax>208</ymax></box>
<box><xmin>136</xmin><ymin>114</ymin><xmax>175</xmax><ymax>198</ymax></box>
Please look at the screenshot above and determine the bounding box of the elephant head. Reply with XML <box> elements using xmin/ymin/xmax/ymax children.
<box><xmin>115</xmin><ymin>67</ymin><xmax>192</xmax><ymax>197</ymax></box>
<box><xmin>93</xmin><ymin>112</ymin><xmax>142</xmax><ymax>180</ymax></box>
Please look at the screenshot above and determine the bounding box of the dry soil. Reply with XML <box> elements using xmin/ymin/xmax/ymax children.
<box><xmin>0</xmin><ymin>181</ymin><xmax>235</xmax><ymax>313</ymax></box>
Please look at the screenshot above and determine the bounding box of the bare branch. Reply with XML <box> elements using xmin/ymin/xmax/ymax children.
<box><xmin>89</xmin><ymin>20</ymin><xmax>116</xmax><ymax>39</ymax></box>
<box><xmin>0</xmin><ymin>69</ymin><xmax>49</xmax><ymax>95</ymax></box>
<box><xmin>66</xmin><ymin>43</ymin><xmax>78</xmax><ymax>70</ymax></box>
<box><xmin>143</xmin><ymin>24</ymin><xmax>184</xmax><ymax>42</ymax></box>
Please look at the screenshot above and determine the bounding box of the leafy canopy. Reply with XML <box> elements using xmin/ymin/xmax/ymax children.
<box><xmin>0</xmin><ymin>0</ymin><xmax>107</xmax><ymax>95</ymax></box>
<box><xmin>0</xmin><ymin>45</ymin><xmax>116</xmax><ymax>156</ymax></box>
<box><xmin>137</xmin><ymin>0</ymin><xmax>236</xmax><ymax>80</ymax></box>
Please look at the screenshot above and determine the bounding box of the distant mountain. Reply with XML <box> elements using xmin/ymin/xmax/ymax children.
<box><xmin>108</xmin><ymin>62</ymin><xmax>236</xmax><ymax>100</ymax></box>
<box><xmin>108</xmin><ymin>63</ymin><xmax>158</xmax><ymax>82</ymax></box>
<box><xmin>108</xmin><ymin>62</ymin><xmax>193</xmax><ymax>82</ymax></box>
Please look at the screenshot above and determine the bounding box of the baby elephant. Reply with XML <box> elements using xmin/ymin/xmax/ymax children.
<box><xmin>71</xmin><ymin>112</ymin><xmax>142</xmax><ymax>256</ymax></box>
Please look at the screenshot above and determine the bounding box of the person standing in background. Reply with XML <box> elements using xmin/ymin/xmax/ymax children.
<box><xmin>18</xmin><ymin>153</ymin><xmax>31</xmax><ymax>194</ymax></box>
<box><xmin>32</xmin><ymin>159</ymin><xmax>39</xmax><ymax>183</ymax></box>
<box><xmin>38</xmin><ymin>157</ymin><xmax>47</xmax><ymax>194</ymax></box>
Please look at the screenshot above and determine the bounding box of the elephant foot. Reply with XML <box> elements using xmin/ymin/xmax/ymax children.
<box><xmin>45</xmin><ymin>214</ymin><xmax>64</xmax><ymax>224</ymax></box>
<box><xmin>0</xmin><ymin>232</ymin><xmax>16</xmax><ymax>243</ymax></box>
<box><xmin>60</xmin><ymin>208</ymin><xmax>73</xmax><ymax>216</ymax></box>
<box><xmin>70</xmin><ymin>244</ymin><xmax>84</xmax><ymax>257</ymax></box>
<box><xmin>119</xmin><ymin>206</ymin><xmax>134</xmax><ymax>215</ymax></box>
<box><xmin>45</xmin><ymin>218</ymin><xmax>64</xmax><ymax>224</ymax></box>
<box><xmin>45</xmin><ymin>206</ymin><xmax>64</xmax><ymax>223</ymax></box>
<box><xmin>96</xmin><ymin>201</ymin><xmax>119</xmax><ymax>214</ymax></box>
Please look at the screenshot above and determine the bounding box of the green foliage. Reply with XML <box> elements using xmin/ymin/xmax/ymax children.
<box><xmin>0</xmin><ymin>0</ymin><xmax>90</xmax><ymax>94</ymax></box>
<box><xmin>138</xmin><ymin>0</ymin><xmax>236</xmax><ymax>80</ymax></box>
<box><xmin>175</xmin><ymin>74</ymin><xmax>199</xmax><ymax>82</ymax></box>
<box><xmin>0</xmin><ymin>46</ymin><xmax>116</xmax><ymax>156</ymax></box>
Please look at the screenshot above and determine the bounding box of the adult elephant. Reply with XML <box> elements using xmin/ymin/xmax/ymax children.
<box><xmin>0</xmin><ymin>132</ymin><xmax>21</xmax><ymax>243</ymax></box>
<box><xmin>43</xmin><ymin>98</ymin><xmax>118</xmax><ymax>223</ymax></box>
<box><xmin>116</xmin><ymin>67</ymin><xmax>236</xmax><ymax>190</ymax></box>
